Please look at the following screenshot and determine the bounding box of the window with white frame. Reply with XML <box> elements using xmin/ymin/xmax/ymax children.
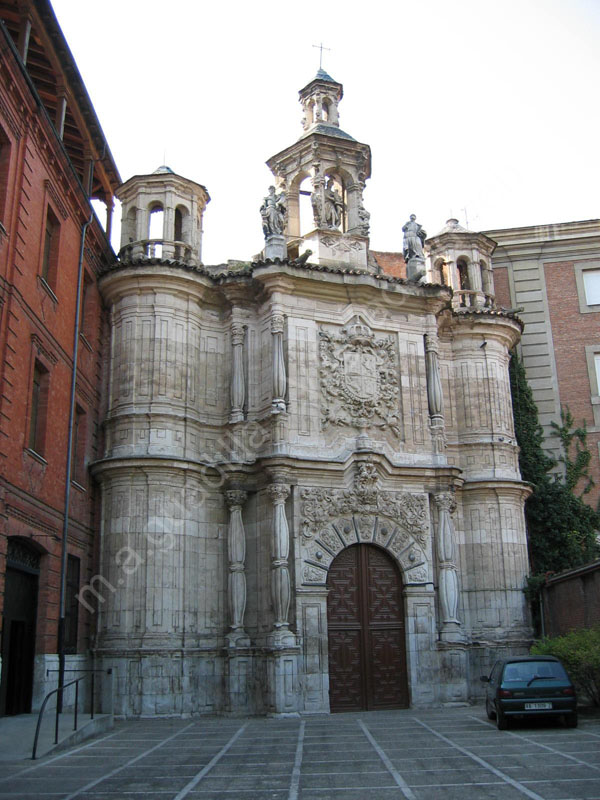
<box><xmin>583</xmin><ymin>270</ymin><xmax>600</xmax><ymax>306</ymax></box>
<box><xmin>595</xmin><ymin>353</ymin><xmax>600</xmax><ymax>395</ymax></box>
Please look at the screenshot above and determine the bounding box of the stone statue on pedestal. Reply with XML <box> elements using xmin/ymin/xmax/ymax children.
<box><xmin>261</xmin><ymin>186</ymin><xmax>287</xmax><ymax>238</ymax></box>
<box><xmin>402</xmin><ymin>214</ymin><xmax>427</xmax><ymax>281</ymax></box>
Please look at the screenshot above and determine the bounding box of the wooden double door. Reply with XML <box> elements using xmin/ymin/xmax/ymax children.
<box><xmin>327</xmin><ymin>544</ymin><xmax>409</xmax><ymax>712</ymax></box>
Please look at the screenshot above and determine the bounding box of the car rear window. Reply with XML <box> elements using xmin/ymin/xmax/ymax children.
<box><xmin>502</xmin><ymin>661</ymin><xmax>568</xmax><ymax>682</ymax></box>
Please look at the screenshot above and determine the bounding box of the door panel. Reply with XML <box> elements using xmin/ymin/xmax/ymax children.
<box><xmin>327</xmin><ymin>543</ymin><xmax>408</xmax><ymax>712</ymax></box>
<box><xmin>1</xmin><ymin>567</ymin><xmax>38</xmax><ymax>715</ymax></box>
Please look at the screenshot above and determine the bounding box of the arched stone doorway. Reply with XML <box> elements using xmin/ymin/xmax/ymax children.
<box><xmin>326</xmin><ymin>543</ymin><xmax>409</xmax><ymax>712</ymax></box>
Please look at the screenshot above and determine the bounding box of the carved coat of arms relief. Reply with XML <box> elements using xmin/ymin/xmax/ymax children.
<box><xmin>318</xmin><ymin>317</ymin><xmax>401</xmax><ymax>435</ymax></box>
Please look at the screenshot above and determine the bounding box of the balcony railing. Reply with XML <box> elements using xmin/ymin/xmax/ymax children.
<box><xmin>119</xmin><ymin>239</ymin><xmax>196</xmax><ymax>265</ymax></box>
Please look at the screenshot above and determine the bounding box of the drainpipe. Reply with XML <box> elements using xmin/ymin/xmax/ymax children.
<box><xmin>57</xmin><ymin>210</ymin><xmax>94</xmax><ymax>711</ymax></box>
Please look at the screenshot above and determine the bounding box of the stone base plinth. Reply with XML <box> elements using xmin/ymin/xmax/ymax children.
<box><xmin>265</xmin><ymin>234</ymin><xmax>287</xmax><ymax>261</ymax></box>
<box><xmin>406</xmin><ymin>256</ymin><xmax>426</xmax><ymax>282</ymax></box>
<box><xmin>301</xmin><ymin>230</ymin><xmax>368</xmax><ymax>270</ymax></box>
<box><xmin>437</xmin><ymin>643</ymin><xmax>469</xmax><ymax>704</ymax></box>
<box><xmin>225</xmin><ymin>650</ymin><xmax>254</xmax><ymax>713</ymax></box>
<box><xmin>266</xmin><ymin>647</ymin><xmax>300</xmax><ymax>716</ymax></box>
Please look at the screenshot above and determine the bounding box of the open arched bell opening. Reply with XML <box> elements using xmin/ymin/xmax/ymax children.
<box><xmin>457</xmin><ymin>257</ymin><xmax>470</xmax><ymax>306</ymax></box>
<box><xmin>148</xmin><ymin>203</ymin><xmax>164</xmax><ymax>258</ymax></box>
<box><xmin>326</xmin><ymin>543</ymin><xmax>409</xmax><ymax>712</ymax></box>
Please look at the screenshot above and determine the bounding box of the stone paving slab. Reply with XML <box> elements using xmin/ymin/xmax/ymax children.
<box><xmin>0</xmin><ymin>706</ymin><xmax>599</xmax><ymax>799</ymax></box>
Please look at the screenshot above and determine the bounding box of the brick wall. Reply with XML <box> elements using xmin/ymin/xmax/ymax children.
<box><xmin>542</xmin><ymin>561</ymin><xmax>600</xmax><ymax>637</ymax></box>
<box><xmin>544</xmin><ymin>261</ymin><xmax>600</xmax><ymax>508</ymax></box>
<box><xmin>370</xmin><ymin>250</ymin><xmax>407</xmax><ymax>279</ymax></box>
<box><xmin>492</xmin><ymin>265</ymin><xmax>511</xmax><ymax>309</ymax></box>
<box><xmin>0</xmin><ymin>26</ymin><xmax>114</xmax><ymax>665</ymax></box>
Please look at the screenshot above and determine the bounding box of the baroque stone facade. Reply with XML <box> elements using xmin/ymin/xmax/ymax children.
<box><xmin>91</xmin><ymin>71</ymin><xmax>532</xmax><ymax>717</ymax></box>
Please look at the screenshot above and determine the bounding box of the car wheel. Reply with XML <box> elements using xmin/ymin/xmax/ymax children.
<box><xmin>496</xmin><ymin>709</ymin><xmax>509</xmax><ymax>730</ymax></box>
<box><xmin>565</xmin><ymin>713</ymin><xmax>578</xmax><ymax>728</ymax></box>
<box><xmin>486</xmin><ymin>698</ymin><xmax>496</xmax><ymax>720</ymax></box>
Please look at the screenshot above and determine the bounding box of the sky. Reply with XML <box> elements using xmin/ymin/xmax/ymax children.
<box><xmin>51</xmin><ymin>0</ymin><xmax>600</xmax><ymax>265</ymax></box>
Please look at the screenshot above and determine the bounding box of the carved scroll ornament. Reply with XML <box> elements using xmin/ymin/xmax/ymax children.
<box><xmin>300</xmin><ymin>485</ymin><xmax>428</xmax><ymax>547</ymax></box>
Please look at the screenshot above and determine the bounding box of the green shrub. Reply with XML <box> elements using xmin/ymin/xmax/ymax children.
<box><xmin>531</xmin><ymin>627</ymin><xmax>600</xmax><ymax>706</ymax></box>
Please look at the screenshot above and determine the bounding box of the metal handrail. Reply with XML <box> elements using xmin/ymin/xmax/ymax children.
<box><xmin>32</xmin><ymin>674</ymin><xmax>94</xmax><ymax>759</ymax></box>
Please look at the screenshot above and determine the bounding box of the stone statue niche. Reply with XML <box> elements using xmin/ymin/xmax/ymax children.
<box><xmin>311</xmin><ymin>176</ymin><xmax>345</xmax><ymax>231</ymax></box>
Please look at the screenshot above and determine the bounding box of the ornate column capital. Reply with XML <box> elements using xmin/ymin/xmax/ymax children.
<box><xmin>434</xmin><ymin>491</ymin><xmax>456</xmax><ymax>514</ymax></box>
<box><xmin>225</xmin><ymin>489</ymin><xmax>247</xmax><ymax>511</ymax></box>
<box><xmin>231</xmin><ymin>323</ymin><xmax>245</xmax><ymax>347</ymax></box>
<box><xmin>270</xmin><ymin>314</ymin><xmax>285</xmax><ymax>335</ymax></box>
<box><xmin>268</xmin><ymin>483</ymin><xmax>290</xmax><ymax>505</ymax></box>
<box><xmin>424</xmin><ymin>332</ymin><xmax>439</xmax><ymax>355</ymax></box>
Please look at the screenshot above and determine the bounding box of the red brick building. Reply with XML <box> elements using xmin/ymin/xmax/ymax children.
<box><xmin>0</xmin><ymin>0</ymin><xmax>119</xmax><ymax>713</ymax></box>
<box><xmin>488</xmin><ymin>221</ymin><xmax>600</xmax><ymax>508</ymax></box>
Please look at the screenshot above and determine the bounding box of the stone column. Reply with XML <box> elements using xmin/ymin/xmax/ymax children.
<box><xmin>224</xmin><ymin>490</ymin><xmax>249</xmax><ymax>647</ymax></box>
<box><xmin>267</xmin><ymin>483</ymin><xmax>295</xmax><ymax>645</ymax></box>
<box><xmin>271</xmin><ymin>314</ymin><xmax>287</xmax><ymax>414</ymax></box>
<box><xmin>434</xmin><ymin>492</ymin><xmax>461</xmax><ymax>637</ymax></box>
<box><xmin>468</xmin><ymin>260</ymin><xmax>484</xmax><ymax>306</ymax></box>
<box><xmin>224</xmin><ymin>489</ymin><xmax>252</xmax><ymax>712</ymax></box>
<box><xmin>425</xmin><ymin>334</ymin><xmax>445</xmax><ymax>453</ymax></box>
<box><xmin>266</xmin><ymin>482</ymin><xmax>299</xmax><ymax>715</ymax></box>
<box><xmin>229</xmin><ymin>324</ymin><xmax>245</xmax><ymax>424</ymax></box>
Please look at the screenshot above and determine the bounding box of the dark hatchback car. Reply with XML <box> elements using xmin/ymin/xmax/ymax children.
<box><xmin>481</xmin><ymin>655</ymin><xmax>577</xmax><ymax>730</ymax></box>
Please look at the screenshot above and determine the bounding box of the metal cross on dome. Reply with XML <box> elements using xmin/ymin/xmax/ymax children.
<box><xmin>312</xmin><ymin>42</ymin><xmax>331</xmax><ymax>70</ymax></box>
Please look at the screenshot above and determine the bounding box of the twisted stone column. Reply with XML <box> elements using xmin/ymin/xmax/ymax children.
<box><xmin>225</xmin><ymin>490</ymin><xmax>249</xmax><ymax>646</ymax></box>
<box><xmin>229</xmin><ymin>324</ymin><xmax>245</xmax><ymax>424</ymax></box>
<box><xmin>271</xmin><ymin>314</ymin><xmax>287</xmax><ymax>413</ymax></box>
<box><xmin>425</xmin><ymin>334</ymin><xmax>445</xmax><ymax>453</ymax></box>
<box><xmin>434</xmin><ymin>492</ymin><xmax>461</xmax><ymax>632</ymax></box>
<box><xmin>267</xmin><ymin>483</ymin><xmax>291</xmax><ymax>634</ymax></box>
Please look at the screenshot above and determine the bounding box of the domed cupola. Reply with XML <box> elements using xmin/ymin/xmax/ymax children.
<box><xmin>116</xmin><ymin>166</ymin><xmax>210</xmax><ymax>266</ymax></box>
<box><xmin>298</xmin><ymin>68</ymin><xmax>352</xmax><ymax>140</ymax></box>
<box><xmin>427</xmin><ymin>218</ymin><xmax>497</xmax><ymax>309</ymax></box>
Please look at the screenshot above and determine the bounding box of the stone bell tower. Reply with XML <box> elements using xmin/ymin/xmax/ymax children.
<box><xmin>116</xmin><ymin>166</ymin><xmax>210</xmax><ymax>265</ymax></box>
<box><xmin>266</xmin><ymin>69</ymin><xmax>372</xmax><ymax>269</ymax></box>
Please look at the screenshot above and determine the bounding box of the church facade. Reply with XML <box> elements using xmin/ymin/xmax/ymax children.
<box><xmin>90</xmin><ymin>70</ymin><xmax>533</xmax><ymax>716</ymax></box>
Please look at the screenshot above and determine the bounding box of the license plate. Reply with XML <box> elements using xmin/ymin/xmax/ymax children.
<box><xmin>525</xmin><ymin>702</ymin><xmax>552</xmax><ymax>710</ymax></box>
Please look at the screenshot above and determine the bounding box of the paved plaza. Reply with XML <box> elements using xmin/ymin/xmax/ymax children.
<box><xmin>0</xmin><ymin>706</ymin><xmax>599</xmax><ymax>800</ymax></box>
